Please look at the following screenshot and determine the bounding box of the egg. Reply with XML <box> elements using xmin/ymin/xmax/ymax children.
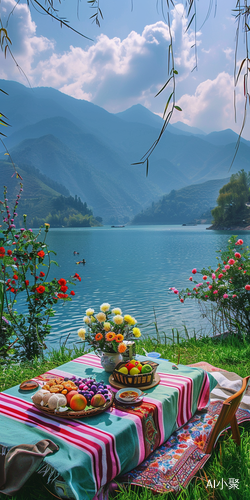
<box><xmin>47</xmin><ymin>394</ymin><xmax>67</xmax><ymax>410</ymax></box>
<box><xmin>31</xmin><ymin>389</ymin><xmax>50</xmax><ymax>405</ymax></box>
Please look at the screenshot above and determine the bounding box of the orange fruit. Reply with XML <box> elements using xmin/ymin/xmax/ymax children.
<box><xmin>66</xmin><ymin>390</ymin><xmax>78</xmax><ymax>406</ymax></box>
<box><xmin>70</xmin><ymin>394</ymin><xmax>87</xmax><ymax>411</ymax></box>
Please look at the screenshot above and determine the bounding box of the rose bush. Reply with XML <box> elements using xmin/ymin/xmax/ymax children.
<box><xmin>0</xmin><ymin>184</ymin><xmax>81</xmax><ymax>360</ymax></box>
<box><xmin>78</xmin><ymin>303</ymin><xmax>141</xmax><ymax>354</ymax></box>
<box><xmin>171</xmin><ymin>236</ymin><xmax>250</xmax><ymax>334</ymax></box>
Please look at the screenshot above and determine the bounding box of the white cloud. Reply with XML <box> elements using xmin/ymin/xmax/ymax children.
<box><xmin>0</xmin><ymin>0</ymin><xmax>54</xmax><ymax>80</ymax></box>
<box><xmin>172</xmin><ymin>71</ymin><xmax>247</xmax><ymax>134</ymax></box>
<box><xmin>0</xmin><ymin>1</ymin><xmax>197</xmax><ymax>112</ymax></box>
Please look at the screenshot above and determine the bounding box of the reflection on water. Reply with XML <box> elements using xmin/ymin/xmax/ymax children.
<box><xmin>18</xmin><ymin>225</ymin><xmax>250</xmax><ymax>349</ymax></box>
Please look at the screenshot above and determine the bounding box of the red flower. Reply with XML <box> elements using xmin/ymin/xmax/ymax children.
<box><xmin>237</xmin><ymin>239</ymin><xmax>243</xmax><ymax>245</ymax></box>
<box><xmin>245</xmin><ymin>285</ymin><xmax>250</xmax><ymax>291</ymax></box>
<box><xmin>60</xmin><ymin>285</ymin><xmax>68</xmax><ymax>292</ymax></box>
<box><xmin>25</xmin><ymin>280</ymin><xmax>29</xmax><ymax>286</ymax></box>
<box><xmin>192</xmin><ymin>268</ymin><xmax>197</xmax><ymax>274</ymax></box>
<box><xmin>13</xmin><ymin>274</ymin><xmax>18</xmax><ymax>280</ymax></box>
<box><xmin>235</xmin><ymin>252</ymin><xmax>241</xmax><ymax>259</ymax></box>
<box><xmin>7</xmin><ymin>250</ymin><xmax>12</xmax><ymax>256</ymax></box>
<box><xmin>0</xmin><ymin>247</ymin><xmax>5</xmax><ymax>258</ymax></box>
<box><xmin>73</xmin><ymin>273</ymin><xmax>81</xmax><ymax>281</ymax></box>
<box><xmin>218</xmin><ymin>273</ymin><xmax>223</xmax><ymax>279</ymax></box>
<box><xmin>202</xmin><ymin>275</ymin><xmax>207</xmax><ymax>280</ymax></box>
<box><xmin>39</xmin><ymin>271</ymin><xmax>45</xmax><ymax>277</ymax></box>
<box><xmin>70</xmin><ymin>290</ymin><xmax>75</xmax><ymax>296</ymax></box>
<box><xmin>58</xmin><ymin>278</ymin><xmax>67</xmax><ymax>286</ymax></box>
<box><xmin>37</xmin><ymin>250</ymin><xmax>45</xmax><ymax>259</ymax></box>
<box><xmin>58</xmin><ymin>293</ymin><xmax>68</xmax><ymax>299</ymax></box>
<box><xmin>180</xmin><ymin>298</ymin><xmax>184</xmax><ymax>303</ymax></box>
<box><xmin>189</xmin><ymin>277</ymin><xmax>193</xmax><ymax>281</ymax></box>
<box><xmin>36</xmin><ymin>285</ymin><xmax>45</xmax><ymax>294</ymax></box>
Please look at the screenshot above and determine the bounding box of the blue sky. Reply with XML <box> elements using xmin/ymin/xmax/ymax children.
<box><xmin>1</xmin><ymin>0</ymin><xmax>249</xmax><ymax>138</ymax></box>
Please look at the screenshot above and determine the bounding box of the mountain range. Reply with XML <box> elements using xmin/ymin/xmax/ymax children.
<box><xmin>1</xmin><ymin>79</ymin><xmax>250</xmax><ymax>224</ymax></box>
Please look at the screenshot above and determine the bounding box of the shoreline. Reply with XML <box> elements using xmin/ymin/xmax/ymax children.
<box><xmin>207</xmin><ymin>225</ymin><xmax>250</xmax><ymax>231</ymax></box>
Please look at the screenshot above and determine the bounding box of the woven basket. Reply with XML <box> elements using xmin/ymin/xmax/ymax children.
<box><xmin>33</xmin><ymin>391</ymin><xmax>114</xmax><ymax>419</ymax></box>
<box><xmin>113</xmin><ymin>361</ymin><xmax>158</xmax><ymax>387</ymax></box>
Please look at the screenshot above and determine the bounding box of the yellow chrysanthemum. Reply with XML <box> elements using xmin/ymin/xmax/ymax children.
<box><xmin>133</xmin><ymin>327</ymin><xmax>141</xmax><ymax>338</ymax></box>
<box><xmin>100</xmin><ymin>303</ymin><xmax>110</xmax><ymax>312</ymax></box>
<box><xmin>115</xmin><ymin>333</ymin><xmax>124</xmax><ymax>343</ymax></box>
<box><xmin>77</xmin><ymin>328</ymin><xmax>86</xmax><ymax>340</ymax></box>
<box><xmin>104</xmin><ymin>322</ymin><xmax>111</xmax><ymax>331</ymax></box>
<box><xmin>86</xmin><ymin>308</ymin><xmax>95</xmax><ymax>316</ymax></box>
<box><xmin>106</xmin><ymin>331</ymin><xmax>116</xmax><ymax>341</ymax></box>
<box><xmin>118</xmin><ymin>342</ymin><xmax>127</xmax><ymax>353</ymax></box>
<box><xmin>113</xmin><ymin>314</ymin><xmax>123</xmax><ymax>325</ymax></box>
<box><xmin>112</xmin><ymin>307</ymin><xmax>122</xmax><ymax>315</ymax></box>
<box><xmin>83</xmin><ymin>316</ymin><xmax>91</xmax><ymax>324</ymax></box>
<box><xmin>124</xmin><ymin>314</ymin><xmax>137</xmax><ymax>325</ymax></box>
<box><xmin>96</xmin><ymin>312</ymin><xmax>106</xmax><ymax>322</ymax></box>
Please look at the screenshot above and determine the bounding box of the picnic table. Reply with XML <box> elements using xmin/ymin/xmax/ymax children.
<box><xmin>0</xmin><ymin>354</ymin><xmax>217</xmax><ymax>500</ymax></box>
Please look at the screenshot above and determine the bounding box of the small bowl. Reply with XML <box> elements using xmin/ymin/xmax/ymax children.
<box><xmin>116</xmin><ymin>388</ymin><xmax>142</xmax><ymax>402</ymax></box>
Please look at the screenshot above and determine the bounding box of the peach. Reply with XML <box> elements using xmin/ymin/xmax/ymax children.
<box><xmin>70</xmin><ymin>394</ymin><xmax>87</xmax><ymax>411</ymax></box>
<box><xmin>66</xmin><ymin>390</ymin><xmax>78</xmax><ymax>406</ymax></box>
<box><xmin>91</xmin><ymin>394</ymin><xmax>106</xmax><ymax>407</ymax></box>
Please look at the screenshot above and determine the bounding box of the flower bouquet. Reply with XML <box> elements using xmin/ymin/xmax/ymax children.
<box><xmin>78</xmin><ymin>303</ymin><xmax>141</xmax><ymax>358</ymax></box>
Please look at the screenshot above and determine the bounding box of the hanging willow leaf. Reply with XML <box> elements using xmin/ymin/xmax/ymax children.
<box><xmin>155</xmin><ymin>76</ymin><xmax>173</xmax><ymax>97</ymax></box>
<box><xmin>174</xmin><ymin>105</ymin><xmax>182</xmax><ymax>111</ymax></box>
<box><xmin>163</xmin><ymin>92</ymin><xmax>174</xmax><ymax>119</ymax></box>
<box><xmin>235</xmin><ymin>58</ymin><xmax>246</xmax><ymax>86</ymax></box>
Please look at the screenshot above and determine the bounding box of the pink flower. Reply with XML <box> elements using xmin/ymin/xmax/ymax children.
<box><xmin>205</xmin><ymin>295</ymin><xmax>208</xmax><ymax>298</ymax></box>
<box><xmin>208</xmin><ymin>285</ymin><xmax>213</xmax><ymax>290</ymax></box>
<box><xmin>192</xmin><ymin>268</ymin><xmax>197</xmax><ymax>274</ymax></box>
<box><xmin>13</xmin><ymin>257</ymin><xmax>17</xmax><ymax>262</ymax></box>
<box><xmin>203</xmin><ymin>275</ymin><xmax>207</xmax><ymax>280</ymax></box>
<box><xmin>236</xmin><ymin>239</ymin><xmax>243</xmax><ymax>245</ymax></box>
<box><xmin>187</xmin><ymin>292</ymin><xmax>191</xmax><ymax>296</ymax></box>
<box><xmin>206</xmin><ymin>281</ymin><xmax>210</xmax><ymax>285</ymax></box>
<box><xmin>223</xmin><ymin>294</ymin><xmax>228</xmax><ymax>299</ymax></box>
<box><xmin>228</xmin><ymin>258</ymin><xmax>235</xmax><ymax>265</ymax></box>
<box><xmin>224</xmin><ymin>264</ymin><xmax>230</xmax><ymax>270</ymax></box>
<box><xmin>218</xmin><ymin>273</ymin><xmax>223</xmax><ymax>279</ymax></box>
<box><xmin>189</xmin><ymin>277</ymin><xmax>193</xmax><ymax>281</ymax></box>
<box><xmin>233</xmin><ymin>294</ymin><xmax>237</xmax><ymax>298</ymax></box>
<box><xmin>238</xmin><ymin>267</ymin><xmax>242</xmax><ymax>270</ymax></box>
<box><xmin>212</xmin><ymin>273</ymin><xmax>216</xmax><ymax>280</ymax></box>
<box><xmin>213</xmin><ymin>290</ymin><xmax>218</xmax><ymax>294</ymax></box>
<box><xmin>234</xmin><ymin>252</ymin><xmax>241</xmax><ymax>259</ymax></box>
<box><xmin>174</xmin><ymin>290</ymin><xmax>179</xmax><ymax>294</ymax></box>
<box><xmin>180</xmin><ymin>298</ymin><xmax>184</xmax><ymax>303</ymax></box>
<box><xmin>245</xmin><ymin>285</ymin><xmax>250</xmax><ymax>291</ymax></box>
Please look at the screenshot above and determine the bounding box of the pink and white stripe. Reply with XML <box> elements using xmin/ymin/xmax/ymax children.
<box><xmin>197</xmin><ymin>371</ymin><xmax>210</xmax><ymax>410</ymax></box>
<box><xmin>73</xmin><ymin>354</ymin><xmax>102</xmax><ymax>369</ymax></box>
<box><xmin>0</xmin><ymin>393</ymin><xmax>120</xmax><ymax>489</ymax></box>
<box><xmin>158</xmin><ymin>372</ymin><xmax>193</xmax><ymax>427</ymax></box>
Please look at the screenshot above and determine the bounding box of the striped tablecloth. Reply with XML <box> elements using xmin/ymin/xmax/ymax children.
<box><xmin>0</xmin><ymin>354</ymin><xmax>217</xmax><ymax>500</ymax></box>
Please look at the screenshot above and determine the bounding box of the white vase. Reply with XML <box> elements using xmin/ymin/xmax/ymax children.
<box><xmin>100</xmin><ymin>352</ymin><xmax>123</xmax><ymax>372</ymax></box>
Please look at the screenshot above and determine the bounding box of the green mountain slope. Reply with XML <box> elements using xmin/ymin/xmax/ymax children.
<box><xmin>0</xmin><ymin>161</ymin><xmax>100</xmax><ymax>227</ymax></box>
<box><xmin>131</xmin><ymin>178</ymin><xmax>229</xmax><ymax>225</ymax></box>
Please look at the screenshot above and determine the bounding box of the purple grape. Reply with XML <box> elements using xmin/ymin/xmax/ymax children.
<box><xmin>89</xmin><ymin>391</ymin><xmax>94</xmax><ymax>396</ymax></box>
<box><xmin>64</xmin><ymin>377</ymin><xmax>69</xmax><ymax>381</ymax></box>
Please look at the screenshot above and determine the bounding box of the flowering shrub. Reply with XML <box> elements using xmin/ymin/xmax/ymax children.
<box><xmin>0</xmin><ymin>184</ymin><xmax>81</xmax><ymax>360</ymax></box>
<box><xmin>77</xmin><ymin>303</ymin><xmax>141</xmax><ymax>354</ymax></box>
<box><xmin>170</xmin><ymin>236</ymin><xmax>250</xmax><ymax>334</ymax></box>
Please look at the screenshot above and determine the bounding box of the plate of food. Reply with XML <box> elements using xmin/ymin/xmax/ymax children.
<box><xmin>115</xmin><ymin>387</ymin><xmax>143</xmax><ymax>404</ymax></box>
<box><xmin>31</xmin><ymin>376</ymin><xmax>114</xmax><ymax>418</ymax></box>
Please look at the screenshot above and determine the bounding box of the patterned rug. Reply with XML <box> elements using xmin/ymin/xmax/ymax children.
<box><xmin>119</xmin><ymin>367</ymin><xmax>250</xmax><ymax>494</ymax></box>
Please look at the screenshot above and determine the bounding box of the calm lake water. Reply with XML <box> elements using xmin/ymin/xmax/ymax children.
<box><xmin>28</xmin><ymin>225</ymin><xmax>250</xmax><ymax>349</ymax></box>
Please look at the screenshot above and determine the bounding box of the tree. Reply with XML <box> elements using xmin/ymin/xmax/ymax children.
<box><xmin>212</xmin><ymin>170</ymin><xmax>250</xmax><ymax>227</ymax></box>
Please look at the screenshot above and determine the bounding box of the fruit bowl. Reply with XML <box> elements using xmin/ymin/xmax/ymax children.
<box><xmin>113</xmin><ymin>360</ymin><xmax>158</xmax><ymax>387</ymax></box>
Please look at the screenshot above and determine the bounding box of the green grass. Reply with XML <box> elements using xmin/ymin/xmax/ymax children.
<box><xmin>1</xmin><ymin>335</ymin><xmax>250</xmax><ymax>500</ymax></box>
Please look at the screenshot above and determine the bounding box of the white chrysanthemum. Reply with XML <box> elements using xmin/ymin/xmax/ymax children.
<box><xmin>104</xmin><ymin>322</ymin><xmax>111</xmax><ymax>331</ymax></box>
<box><xmin>77</xmin><ymin>328</ymin><xmax>86</xmax><ymax>340</ymax></box>
<box><xmin>86</xmin><ymin>308</ymin><xmax>95</xmax><ymax>316</ymax></box>
<box><xmin>100</xmin><ymin>303</ymin><xmax>110</xmax><ymax>312</ymax></box>
<box><xmin>96</xmin><ymin>312</ymin><xmax>106</xmax><ymax>322</ymax></box>
<box><xmin>83</xmin><ymin>316</ymin><xmax>91</xmax><ymax>324</ymax></box>
<box><xmin>112</xmin><ymin>307</ymin><xmax>122</xmax><ymax>315</ymax></box>
<box><xmin>113</xmin><ymin>314</ymin><xmax>123</xmax><ymax>325</ymax></box>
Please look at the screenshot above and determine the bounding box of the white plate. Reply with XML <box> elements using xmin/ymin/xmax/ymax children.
<box><xmin>116</xmin><ymin>387</ymin><xmax>142</xmax><ymax>402</ymax></box>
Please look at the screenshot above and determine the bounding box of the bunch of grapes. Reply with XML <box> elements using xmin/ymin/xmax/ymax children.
<box><xmin>64</xmin><ymin>376</ymin><xmax>110</xmax><ymax>406</ymax></box>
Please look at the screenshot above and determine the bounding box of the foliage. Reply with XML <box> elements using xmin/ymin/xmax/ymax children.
<box><xmin>171</xmin><ymin>235</ymin><xmax>250</xmax><ymax>334</ymax></box>
<box><xmin>212</xmin><ymin>170</ymin><xmax>250</xmax><ymax>227</ymax></box>
<box><xmin>78</xmin><ymin>303</ymin><xmax>142</xmax><ymax>354</ymax></box>
<box><xmin>0</xmin><ymin>184</ymin><xmax>82</xmax><ymax>360</ymax></box>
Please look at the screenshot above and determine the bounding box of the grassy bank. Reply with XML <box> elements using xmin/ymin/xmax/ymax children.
<box><xmin>1</xmin><ymin>335</ymin><xmax>250</xmax><ymax>500</ymax></box>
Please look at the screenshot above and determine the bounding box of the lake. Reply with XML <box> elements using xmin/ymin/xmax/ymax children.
<box><xmin>35</xmin><ymin>225</ymin><xmax>250</xmax><ymax>350</ymax></box>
